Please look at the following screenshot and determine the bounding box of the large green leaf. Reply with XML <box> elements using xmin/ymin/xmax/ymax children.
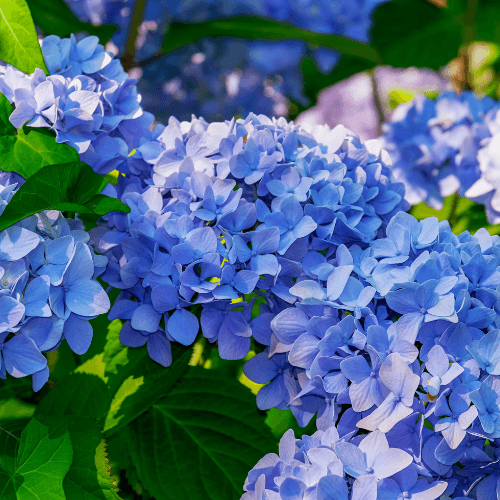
<box><xmin>162</xmin><ymin>17</ymin><xmax>380</xmax><ymax>64</ymax></box>
<box><xmin>26</xmin><ymin>0</ymin><xmax>116</xmax><ymax>44</ymax></box>
<box><xmin>37</xmin><ymin>353</ymin><xmax>109</xmax><ymax>421</ymax></box>
<box><xmin>101</xmin><ymin>319</ymin><xmax>193</xmax><ymax>435</ymax></box>
<box><xmin>104</xmin><ymin>345</ymin><xmax>192</xmax><ymax>436</ymax></box>
<box><xmin>0</xmin><ymin>419</ymin><xmax>29</xmax><ymax>478</ymax></box>
<box><xmin>0</xmin><ymin>399</ymin><xmax>35</xmax><ymax>422</ymax></box>
<box><xmin>0</xmin><ymin>160</ymin><xmax>130</xmax><ymax>231</ymax></box>
<box><xmin>63</xmin><ymin>417</ymin><xmax>121</xmax><ymax>500</ymax></box>
<box><xmin>0</xmin><ymin>93</ymin><xmax>79</xmax><ymax>178</ymax></box>
<box><xmin>39</xmin><ymin>320</ymin><xmax>192</xmax><ymax>435</ymax></box>
<box><xmin>371</xmin><ymin>0</ymin><xmax>463</xmax><ymax>70</ymax></box>
<box><xmin>128</xmin><ymin>368</ymin><xmax>276</xmax><ymax>500</ymax></box>
<box><xmin>0</xmin><ymin>0</ymin><xmax>48</xmax><ymax>74</ymax></box>
<box><xmin>0</xmin><ymin>415</ymin><xmax>73</xmax><ymax>500</ymax></box>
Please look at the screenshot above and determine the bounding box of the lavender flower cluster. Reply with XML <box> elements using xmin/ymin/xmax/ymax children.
<box><xmin>93</xmin><ymin>115</ymin><xmax>407</xmax><ymax>366</ymax></box>
<box><xmin>242</xmin><ymin>207</ymin><xmax>500</xmax><ymax>498</ymax></box>
<box><xmin>0</xmin><ymin>34</ymin><xmax>161</xmax><ymax>180</ymax></box>
<box><xmin>380</xmin><ymin>90</ymin><xmax>500</xmax><ymax>225</ymax></box>
<box><xmin>243</xmin><ymin>428</ymin><xmax>450</xmax><ymax>499</ymax></box>
<box><xmin>0</xmin><ymin>177</ymin><xmax>109</xmax><ymax>390</ymax></box>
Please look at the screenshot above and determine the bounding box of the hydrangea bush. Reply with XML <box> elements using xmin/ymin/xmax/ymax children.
<box><xmin>380</xmin><ymin>91</ymin><xmax>500</xmax><ymax>224</ymax></box>
<box><xmin>3</xmin><ymin>1</ymin><xmax>500</xmax><ymax>499</ymax></box>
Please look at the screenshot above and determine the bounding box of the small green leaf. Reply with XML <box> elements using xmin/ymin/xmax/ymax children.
<box><xmin>0</xmin><ymin>0</ymin><xmax>48</xmax><ymax>74</ymax></box>
<box><xmin>128</xmin><ymin>368</ymin><xmax>277</xmax><ymax>500</ymax></box>
<box><xmin>26</xmin><ymin>0</ymin><xmax>116</xmax><ymax>44</ymax></box>
<box><xmin>0</xmin><ymin>415</ymin><xmax>73</xmax><ymax>500</ymax></box>
<box><xmin>0</xmin><ymin>160</ymin><xmax>130</xmax><ymax>231</ymax></box>
<box><xmin>64</xmin><ymin>418</ymin><xmax>121</xmax><ymax>500</ymax></box>
<box><xmin>0</xmin><ymin>93</ymin><xmax>79</xmax><ymax>178</ymax></box>
<box><xmin>162</xmin><ymin>17</ymin><xmax>380</xmax><ymax>64</ymax></box>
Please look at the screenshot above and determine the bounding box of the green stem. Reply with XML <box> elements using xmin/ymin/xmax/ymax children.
<box><xmin>0</xmin><ymin>426</ymin><xmax>19</xmax><ymax>442</ymax></box>
<box><xmin>461</xmin><ymin>0</ymin><xmax>478</xmax><ymax>90</ymax></box>
<box><xmin>369</xmin><ymin>68</ymin><xmax>385</xmax><ymax>136</ymax></box>
<box><xmin>448</xmin><ymin>194</ymin><xmax>460</xmax><ymax>229</ymax></box>
<box><xmin>121</xmin><ymin>0</ymin><xmax>148</xmax><ymax>72</ymax></box>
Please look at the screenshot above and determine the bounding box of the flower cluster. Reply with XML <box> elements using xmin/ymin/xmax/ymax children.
<box><xmin>466</xmin><ymin>110</ymin><xmax>500</xmax><ymax>224</ymax></box>
<box><xmin>0</xmin><ymin>177</ymin><xmax>109</xmax><ymax>390</ymax></box>
<box><xmin>242</xmin><ymin>210</ymin><xmax>500</xmax><ymax>498</ymax></box>
<box><xmin>93</xmin><ymin>114</ymin><xmax>407</xmax><ymax>367</ymax></box>
<box><xmin>0</xmin><ymin>34</ymin><xmax>160</xmax><ymax>180</ymax></box>
<box><xmin>242</xmin><ymin>427</ymin><xmax>449</xmax><ymax>500</ymax></box>
<box><xmin>3</xmin><ymin>30</ymin><xmax>500</xmax><ymax>500</ymax></box>
<box><xmin>380</xmin><ymin>91</ymin><xmax>499</xmax><ymax>211</ymax></box>
<box><xmin>61</xmin><ymin>0</ymin><xmax>388</xmax><ymax>122</ymax></box>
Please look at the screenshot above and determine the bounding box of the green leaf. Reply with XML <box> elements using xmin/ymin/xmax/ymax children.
<box><xmin>104</xmin><ymin>344</ymin><xmax>192</xmax><ymax>436</ymax></box>
<box><xmin>36</xmin><ymin>355</ymin><xmax>110</xmax><ymax>421</ymax></box>
<box><xmin>265</xmin><ymin>408</ymin><xmax>316</xmax><ymax>441</ymax></box>
<box><xmin>0</xmin><ymin>399</ymin><xmax>36</xmax><ymax>423</ymax></box>
<box><xmin>38</xmin><ymin>321</ymin><xmax>192</xmax><ymax>436</ymax></box>
<box><xmin>475</xmin><ymin>0</ymin><xmax>500</xmax><ymax>44</ymax></box>
<box><xmin>0</xmin><ymin>0</ymin><xmax>48</xmax><ymax>74</ymax></box>
<box><xmin>410</xmin><ymin>195</ymin><xmax>500</xmax><ymax>236</ymax></box>
<box><xmin>102</xmin><ymin>319</ymin><xmax>193</xmax><ymax>436</ymax></box>
<box><xmin>128</xmin><ymin>368</ymin><xmax>276</xmax><ymax>500</ymax></box>
<box><xmin>0</xmin><ymin>92</ymin><xmax>79</xmax><ymax>178</ymax></box>
<box><xmin>64</xmin><ymin>418</ymin><xmax>120</xmax><ymax>500</ymax></box>
<box><xmin>0</xmin><ymin>419</ymin><xmax>28</xmax><ymax>477</ymax></box>
<box><xmin>26</xmin><ymin>0</ymin><xmax>116</xmax><ymax>44</ymax></box>
<box><xmin>0</xmin><ymin>415</ymin><xmax>73</xmax><ymax>500</ymax></box>
<box><xmin>162</xmin><ymin>17</ymin><xmax>380</xmax><ymax>64</ymax></box>
<box><xmin>0</xmin><ymin>160</ymin><xmax>130</xmax><ymax>231</ymax></box>
<box><xmin>371</xmin><ymin>0</ymin><xmax>463</xmax><ymax>70</ymax></box>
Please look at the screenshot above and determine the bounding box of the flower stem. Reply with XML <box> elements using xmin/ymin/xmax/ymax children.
<box><xmin>448</xmin><ymin>194</ymin><xmax>460</xmax><ymax>230</ymax></box>
<box><xmin>122</xmin><ymin>0</ymin><xmax>148</xmax><ymax>72</ymax></box>
<box><xmin>369</xmin><ymin>68</ymin><xmax>385</xmax><ymax>136</ymax></box>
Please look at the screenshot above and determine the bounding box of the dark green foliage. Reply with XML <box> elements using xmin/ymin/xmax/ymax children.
<box><xmin>26</xmin><ymin>0</ymin><xmax>116</xmax><ymax>43</ymax></box>
<box><xmin>127</xmin><ymin>368</ymin><xmax>276</xmax><ymax>500</ymax></box>
<box><xmin>162</xmin><ymin>17</ymin><xmax>380</xmax><ymax>63</ymax></box>
<box><xmin>0</xmin><ymin>161</ymin><xmax>130</xmax><ymax>230</ymax></box>
<box><xmin>371</xmin><ymin>0</ymin><xmax>463</xmax><ymax>70</ymax></box>
<box><xmin>0</xmin><ymin>93</ymin><xmax>79</xmax><ymax>179</ymax></box>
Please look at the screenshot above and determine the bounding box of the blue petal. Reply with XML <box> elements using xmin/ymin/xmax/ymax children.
<box><xmin>147</xmin><ymin>331</ymin><xmax>172</xmax><ymax>367</ymax></box>
<box><xmin>317</xmin><ymin>475</ymin><xmax>348</xmax><ymax>500</ymax></box>
<box><xmin>63</xmin><ymin>314</ymin><xmax>93</xmax><ymax>355</ymax></box>
<box><xmin>167</xmin><ymin>308</ymin><xmax>199</xmax><ymax>346</ymax></box>
<box><xmin>3</xmin><ymin>333</ymin><xmax>47</xmax><ymax>377</ymax></box>
<box><xmin>0</xmin><ymin>226</ymin><xmax>40</xmax><ymax>261</ymax></box>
